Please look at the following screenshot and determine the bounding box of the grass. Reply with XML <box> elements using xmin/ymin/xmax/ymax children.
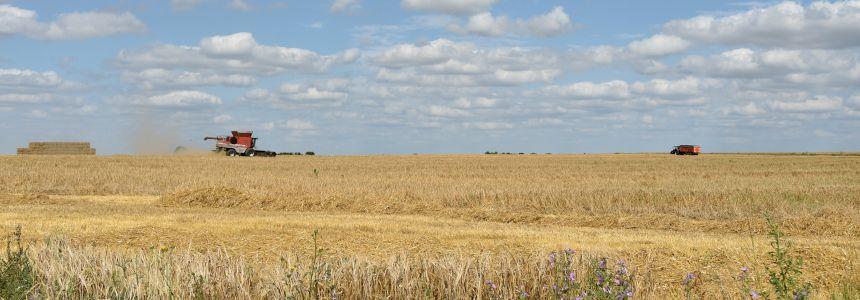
<box><xmin>0</xmin><ymin>154</ymin><xmax>858</xmax><ymax>298</ymax></box>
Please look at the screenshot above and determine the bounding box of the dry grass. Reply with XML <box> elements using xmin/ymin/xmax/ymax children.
<box><xmin>1</xmin><ymin>154</ymin><xmax>859</xmax><ymax>298</ymax></box>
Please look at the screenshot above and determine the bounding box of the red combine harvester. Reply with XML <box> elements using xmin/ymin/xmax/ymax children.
<box><xmin>670</xmin><ymin>145</ymin><xmax>701</xmax><ymax>155</ymax></box>
<box><xmin>204</xmin><ymin>131</ymin><xmax>277</xmax><ymax>157</ymax></box>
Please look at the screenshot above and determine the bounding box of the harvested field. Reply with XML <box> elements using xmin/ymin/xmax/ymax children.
<box><xmin>0</xmin><ymin>154</ymin><xmax>858</xmax><ymax>298</ymax></box>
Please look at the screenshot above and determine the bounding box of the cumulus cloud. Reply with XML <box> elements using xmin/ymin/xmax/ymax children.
<box><xmin>121</xmin><ymin>69</ymin><xmax>256</xmax><ymax>90</ymax></box>
<box><xmin>0</xmin><ymin>68</ymin><xmax>78</xmax><ymax>105</ymax></box>
<box><xmin>133</xmin><ymin>90</ymin><xmax>222</xmax><ymax>108</ymax></box>
<box><xmin>372</xmin><ymin>39</ymin><xmax>561</xmax><ymax>86</ymax></box>
<box><xmin>542</xmin><ymin>80</ymin><xmax>631</xmax><ymax>99</ymax></box>
<box><xmin>627</xmin><ymin>34</ymin><xmax>691</xmax><ymax>57</ymax></box>
<box><xmin>401</xmin><ymin>0</ymin><xmax>499</xmax><ymax>15</ymax></box>
<box><xmin>664</xmin><ymin>1</ymin><xmax>860</xmax><ymax>48</ymax></box>
<box><xmin>449</xmin><ymin>6</ymin><xmax>573</xmax><ymax>37</ymax></box>
<box><xmin>679</xmin><ymin>48</ymin><xmax>860</xmax><ymax>86</ymax></box>
<box><xmin>630</xmin><ymin>77</ymin><xmax>707</xmax><ymax>98</ymax></box>
<box><xmin>0</xmin><ymin>5</ymin><xmax>146</xmax><ymax>40</ymax></box>
<box><xmin>243</xmin><ymin>80</ymin><xmax>349</xmax><ymax>110</ymax></box>
<box><xmin>281</xmin><ymin>119</ymin><xmax>316</xmax><ymax>130</ymax></box>
<box><xmin>116</xmin><ymin>32</ymin><xmax>361</xmax><ymax>77</ymax></box>
<box><xmin>768</xmin><ymin>95</ymin><xmax>843</xmax><ymax>113</ymax></box>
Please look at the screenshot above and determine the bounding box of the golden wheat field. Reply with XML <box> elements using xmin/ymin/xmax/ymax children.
<box><xmin>1</xmin><ymin>153</ymin><xmax>858</xmax><ymax>298</ymax></box>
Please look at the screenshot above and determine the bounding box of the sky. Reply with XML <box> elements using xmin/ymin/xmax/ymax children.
<box><xmin>1</xmin><ymin>0</ymin><xmax>859</xmax><ymax>155</ymax></box>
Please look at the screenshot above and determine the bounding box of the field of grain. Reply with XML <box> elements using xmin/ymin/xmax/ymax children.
<box><xmin>1</xmin><ymin>154</ymin><xmax>858</xmax><ymax>298</ymax></box>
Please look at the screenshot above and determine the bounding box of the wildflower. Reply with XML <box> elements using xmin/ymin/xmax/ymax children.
<box><xmin>564</xmin><ymin>249</ymin><xmax>575</xmax><ymax>255</ymax></box>
<box><xmin>549</xmin><ymin>252</ymin><xmax>557</xmax><ymax>267</ymax></box>
<box><xmin>568</xmin><ymin>271</ymin><xmax>576</xmax><ymax>283</ymax></box>
<box><xmin>485</xmin><ymin>280</ymin><xmax>497</xmax><ymax>290</ymax></box>
<box><xmin>598</xmin><ymin>258</ymin><xmax>607</xmax><ymax>270</ymax></box>
<box><xmin>750</xmin><ymin>290</ymin><xmax>760</xmax><ymax>299</ymax></box>
<box><xmin>739</xmin><ymin>266</ymin><xmax>749</xmax><ymax>280</ymax></box>
<box><xmin>597</xmin><ymin>273</ymin><xmax>605</xmax><ymax>285</ymax></box>
<box><xmin>616</xmin><ymin>259</ymin><xmax>629</xmax><ymax>275</ymax></box>
<box><xmin>520</xmin><ymin>291</ymin><xmax>529</xmax><ymax>298</ymax></box>
<box><xmin>682</xmin><ymin>272</ymin><xmax>695</xmax><ymax>286</ymax></box>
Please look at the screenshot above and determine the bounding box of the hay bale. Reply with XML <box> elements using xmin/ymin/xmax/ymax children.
<box><xmin>17</xmin><ymin>141</ymin><xmax>96</xmax><ymax>155</ymax></box>
<box><xmin>160</xmin><ymin>186</ymin><xmax>252</xmax><ymax>208</ymax></box>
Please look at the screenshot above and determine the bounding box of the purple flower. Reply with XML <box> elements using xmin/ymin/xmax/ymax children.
<box><xmin>485</xmin><ymin>280</ymin><xmax>497</xmax><ymax>290</ymax></box>
<box><xmin>617</xmin><ymin>259</ymin><xmax>629</xmax><ymax>275</ymax></box>
<box><xmin>520</xmin><ymin>291</ymin><xmax>529</xmax><ymax>298</ymax></box>
<box><xmin>568</xmin><ymin>271</ymin><xmax>576</xmax><ymax>283</ymax></box>
<box><xmin>750</xmin><ymin>290</ymin><xmax>760</xmax><ymax>299</ymax></box>
<box><xmin>682</xmin><ymin>273</ymin><xmax>695</xmax><ymax>286</ymax></box>
<box><xmin>564</xmin><ymin>249</ymin><xmax>575</xmax><ymax>255</ymax></box>
<box><xmin>549</xmin><ymin>253</ymin><xmax>557</xmax><ymax>266</ymax></box>
<box><xmin>740</xmin><ymin>267</ymin><xmax>749</xmax><ymax>273</ymax></box>
<box><xmin>597</xmin><ymin>273</ymin><xmax>605</xmax><ymax>285</ymax></box>
<box><xmin>598</xmin><ymin>258</ymin><xmax>607</xmax><ymax>270</ymax></box>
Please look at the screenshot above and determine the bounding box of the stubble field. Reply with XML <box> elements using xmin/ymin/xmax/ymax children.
<box><xmin>0</xmin><ymin>154</ymin><xmax>858</xmax><ymax>298</ymax></box>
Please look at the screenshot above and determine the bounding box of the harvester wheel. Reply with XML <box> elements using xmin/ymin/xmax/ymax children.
<box><xmin>227</xmin><ymin>149</ymin><xmax>237</xmax><ymax>157</ymax></box>
<box><xmin>247</xmin><ymin>150</ymin><xmax>256</xmax><ymax>157</ymax></box>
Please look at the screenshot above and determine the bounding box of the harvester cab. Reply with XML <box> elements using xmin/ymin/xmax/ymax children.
<box><xmin>204</xmin><ymin>131</ymin><xmax>277</xmax><ymax>157</ymax></box>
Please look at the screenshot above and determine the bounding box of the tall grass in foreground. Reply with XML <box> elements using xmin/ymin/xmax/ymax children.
<box><xmin>3</xmin><ymin>224</ymin><xmax>856</xmax><ymax>299</ymax></box>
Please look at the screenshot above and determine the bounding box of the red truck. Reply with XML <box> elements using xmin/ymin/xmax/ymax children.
<box><xmin>204</xmin><ymin>131</ymin><xmax>277</xmax><ymax>157</ymax></box>
<box><xmin>670</xmin><ymin>145</ymin><xmax>701</xmax><ymax>155</ymax></box>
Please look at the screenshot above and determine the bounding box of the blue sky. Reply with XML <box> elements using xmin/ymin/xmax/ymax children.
<box><xmin>1</xmin><ymin>0</ymin><xmax>859</xmax><ymax>154</ymax></box>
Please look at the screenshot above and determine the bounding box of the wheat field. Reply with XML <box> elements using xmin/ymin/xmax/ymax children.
<box><xmin>1</xmin><ymin>153</ymin><xmax>858</xmax><ymax>298</ymax></box>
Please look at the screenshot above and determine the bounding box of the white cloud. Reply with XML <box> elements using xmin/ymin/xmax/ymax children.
<box><xmin>848</xmin><ymin>95</ymin><xmax>860</xmax><ymax>109</ymax></box>
<box><xmin>427</xmin><ymin>105</ymin><xmax>470</xmax><ymax>117</ymax></box>
<box><xmin>243</xmin><ymin>81</ymin><xmax>349</xmax><ymax>110</ymax></box>
<box><xmin>401</xmin><ymin>0</ymin><xmax>499</xmax><ymax>15</ymax></box>
<box><xmin>280</xmin><ymin>84</ymin><xmax>348</xmax><ymax>101</ymax></box>
<box><xmin>281</xmin><ymin>119</ymin><xmax>316</xmax><ymax>130</ymax></box>
<box><xmin>331</xmin><ymin>0</ymin><xmax>361</xmax><ymax>13</ymax></box>
<box><xmin>464</xmin><ymin>121</ymin><xmax>513</xmax><ymax>130</ymax></box>
<box><xmin>524</xmin><ymin>6</ymin><xmax>572</xmax><ymax>37</ymax></box>
<box><xmin>213</xmin><ymin>114</ymin><xmax>232</xmax><ymax>123</ymax></box>
<box><xmin>627</xmin><ymin>34</ymin><xmax>690</xmax><ymax>57</ymax></box>
<box><xmin>731</xmin><ymin>103</ymin><xmax>767</xmax><ymax>116</ymax></box>
<box><xmin>134</xmin><ymin>90</ymin><xmax>222</xmax><ymax>108</ymax></box>
<box><xmin>372</xmin><ymin>39</ymin><xmax>562</xmax><ymax>86</ymax></box>
<box><xmin>768</xmin><ymin>95</ymin><xmax>843</xmax><ymax>113</ymax></box>
<box><xmin>631</xmin><ymin>77</ymin><xmax>705</xmax><ymax>97</ymax></box>
<box><xmin>0</xmin><ymin>68</ymin><xmax>65</xmax><ymax>88</ymax></box>
<box><xmin>0</xmin><ymin>93</ymin><xmax>53</xmax><ymax>104</ymax></box>
<box><xmin>230</xmin><ymin>0</ymin><xmax>252</xmax><ymax>11</ymax></box>
<box><xmin>453</xmin><ymin>97</ymin><xmax>496</xmax><ymax>108</ymax></box>
<box><xmin>542</xmin><ymin>80</ymin><xmax>631</xmax><ymax>99</ymax></box>
<box><xmin>679</xmin><ymin>48</ymin><xmax>860</xmax><ymax>85</ymax></box>
<box><xmin>116</xmin><ymin>32</ymin><xmax>361</xmax><ymax>77</ymax></box>
<box><xmin>664</xmin><ymin>1</ymin><xmax>860</xmax><ymax>48</ymax></box>
<box><xmin>0</xmin><ymin>5</ymin><xmax>146</xmax><ymax>40</ymax></box>
<box><xmin>122</xmin><ymin>69</ymin><xmax>256</xmax><ymax>89</ymax></box>
<box><xmin>449</xmin><ymin>7</ymin><xmax>572</xmax><ymax>37</ymax></box>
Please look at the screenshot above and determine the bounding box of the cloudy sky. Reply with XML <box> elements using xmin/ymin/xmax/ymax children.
<box><xmin>2</xmin><ymin>0</ymin><xmax>859</xmax><ymax>154</ymax></box>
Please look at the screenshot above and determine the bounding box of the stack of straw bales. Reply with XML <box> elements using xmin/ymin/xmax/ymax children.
<box><xmin>17</xmin><ymin>142</ymin><xmax>96</xmax><ymax>155</ymax></box>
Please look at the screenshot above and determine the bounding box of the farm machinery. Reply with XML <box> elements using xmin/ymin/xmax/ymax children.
<box><xmin>204</xmin><ymin>131</ymin><xmax>277</xmax><ymax>157</ymax></box>
<box><xmin>670</xmin><ymin>145</ymin><xmax>701</xmax><ymax>155</ymax></box>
